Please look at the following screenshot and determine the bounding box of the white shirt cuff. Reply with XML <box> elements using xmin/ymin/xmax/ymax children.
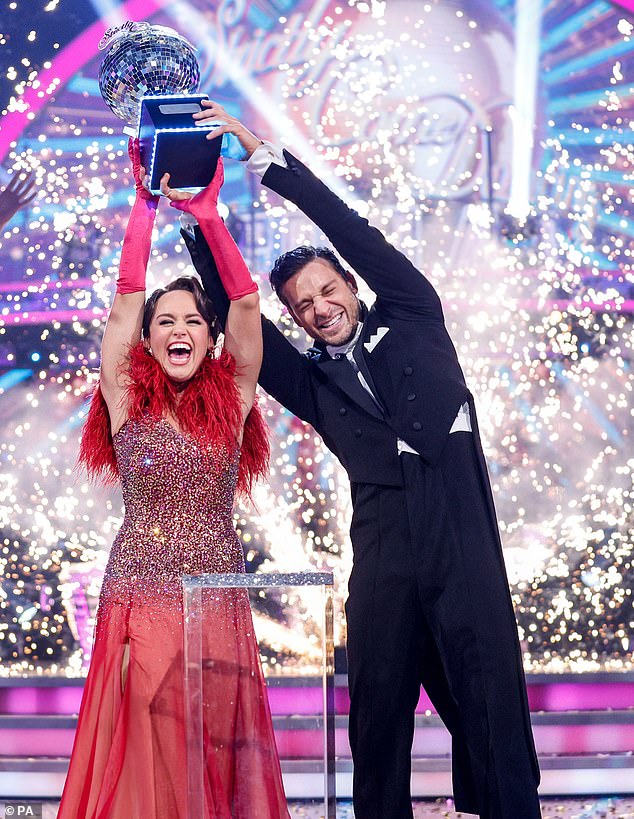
<box><xmin>246</xmin><ymin>142</ymin><xmax>288</xmax><ymax>178</ymax></box>
<box><xmin>179</xmin><ymin>211</ymin><xmax>198</xmax><ymax>235</ymax></box>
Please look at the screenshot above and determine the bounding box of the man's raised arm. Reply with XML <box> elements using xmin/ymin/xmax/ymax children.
<box><xmin>193</xmin><ymin>101</ymin><xmax>442</xmax><ymax>320</ymax></box>
<box><xmin>260</xmin><ymin>149</ymin><xmax>442</xmax><ymax>318</ymax></box>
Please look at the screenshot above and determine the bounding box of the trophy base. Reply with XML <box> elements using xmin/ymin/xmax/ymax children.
<box><xmin>143</xmin><ymin>129</ymin><xmax>222</xmax><ymax>194</ymax></box>
<box><xmin>138</xmin><ymin>94</ymin><xmax>222</xmax><ymax>195</ymax></box>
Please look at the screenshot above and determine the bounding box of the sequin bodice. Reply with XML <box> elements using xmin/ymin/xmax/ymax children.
<box><xmin>105</xmin><ymin>417</ymin><xmax>244</xmax><ymax>585</ymax></box>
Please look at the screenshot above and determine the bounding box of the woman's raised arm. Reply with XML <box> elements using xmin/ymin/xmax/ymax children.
<box><xmin>100</xmin><ymin>139</ymin><xmax>160</xmax><ymax>434</ymax></box>
<box><xmin>167</xmin><ymin>160</ymin><xmax>262</xmax><ymax>420</ymax></box>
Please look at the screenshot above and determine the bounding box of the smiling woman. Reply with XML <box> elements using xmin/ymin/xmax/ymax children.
<box><xmin>142</xmin><ymin>280</ymin><xmax>217</xmax><ymax>384</ymax></box>
<box><xmin>56</xmin><ymin>140</ymin><xmax>290</xmax><ymax>818</ymax></box>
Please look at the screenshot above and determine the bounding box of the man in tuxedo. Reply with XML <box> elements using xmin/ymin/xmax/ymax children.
<box><xmin>181</xmin><ymin>102</ymin><xmax>541</xmax><ymax>819</ymax></box>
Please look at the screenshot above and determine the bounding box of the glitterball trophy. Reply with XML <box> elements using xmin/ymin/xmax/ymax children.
<box><xmin>98</xmin><ymin>21</ymin><xmax>223</xmax><ymax>194</ymax></box>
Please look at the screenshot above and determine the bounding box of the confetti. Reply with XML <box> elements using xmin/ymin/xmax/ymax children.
<box><xmin>0</xmin><ymin>0</ymin><xmax>631</xmax><ymax>676</ymax></box>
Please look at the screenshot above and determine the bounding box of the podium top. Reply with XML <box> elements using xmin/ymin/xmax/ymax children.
<box><xmin>182</xmin><ymin>571</ymin><xmax>334</xmax><ymax>589</ymax></box>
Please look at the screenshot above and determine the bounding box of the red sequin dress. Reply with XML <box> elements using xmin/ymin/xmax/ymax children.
<box><xmin>58</xmin><ymin>350</ymin><xmax>289</xmax><ymax>819</ymax></box>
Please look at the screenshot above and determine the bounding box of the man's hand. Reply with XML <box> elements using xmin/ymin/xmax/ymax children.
<box><xmin>193</xmin><ymin>100</ymin><xmax>262</xmax><ymax>159</ymax></box>
<box><xmin>0</xmin><ymin>169</ymin><xmax>37</xmax><ymax>230</ymax></box>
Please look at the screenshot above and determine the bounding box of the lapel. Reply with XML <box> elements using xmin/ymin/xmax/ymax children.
<box><xmin>351</xmin><ymin>338</ymin><xmax>386</xmax><ymax>414</ymax></box>
<box><xmin>316</xmin><ymin>355</ymin><xmax>385</xmax><ymax>421</ymax></box>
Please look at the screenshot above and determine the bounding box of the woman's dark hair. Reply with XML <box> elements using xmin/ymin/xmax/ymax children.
<box><xmin>143</xmin><ymin>276</ymin><xmax>220</xmax><ymax>341</ymax></box>
<box><xmin>269</xmin><ymin>245</ymin><xmax>349</xmax><ymax>304</ymax></box>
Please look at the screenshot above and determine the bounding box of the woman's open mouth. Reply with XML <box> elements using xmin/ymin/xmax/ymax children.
<box><xmin>167</xmin><ymin>342</ymin><xmax>192</xmax><ymax>364</ymax></box>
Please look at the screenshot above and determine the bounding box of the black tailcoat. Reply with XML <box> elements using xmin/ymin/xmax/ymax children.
<box><xmin>184</xmin><ymin>151</ymin><xmax>541</xmax><ymax>819</ymax></box>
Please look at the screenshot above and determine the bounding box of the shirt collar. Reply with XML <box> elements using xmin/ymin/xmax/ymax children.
<box><xmin>326</xmin><ymin>320</ymin><xmax>364</xmax><ymax>359</ymax></box>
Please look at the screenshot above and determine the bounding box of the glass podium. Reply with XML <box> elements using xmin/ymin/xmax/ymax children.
<box><xmin>182</xmin><ymin>571</ymin><xmax>335</xmax><ymax>818</ymax></box>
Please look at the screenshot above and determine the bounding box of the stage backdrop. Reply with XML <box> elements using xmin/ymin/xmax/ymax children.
<box><xmin>0</xmin><ymin>0</ymin><xmax>632</xmax><ymax>676</ymax></box>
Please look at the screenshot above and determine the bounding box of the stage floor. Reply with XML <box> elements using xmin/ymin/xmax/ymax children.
<box><xmin>14</xmin><ymin>798</ymin><xmax>634</xmax><ymax>818</ymax></box>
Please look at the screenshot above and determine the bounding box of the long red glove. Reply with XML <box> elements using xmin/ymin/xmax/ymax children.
<box><xmin>170</xmin><ymin>159</ymin><xmax>257</xmax><ymax>300</ymax></box>
<box><xmin>117</xmin><ymin>138</ymin><xmax>160</xmax><ymax>294</ymax></box>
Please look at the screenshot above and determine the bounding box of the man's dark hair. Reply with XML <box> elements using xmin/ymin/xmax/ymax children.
<box><xmin>269</xmin><ymin>245</ymin><xmax>348</xmax><ymax>304</ymax></box>
<box><xmin>143</xmin><ymin>276</ymin><xmax>220</xmax><ymax>341</ymax></box>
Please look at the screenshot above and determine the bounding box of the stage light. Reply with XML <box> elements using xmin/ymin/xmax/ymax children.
<box><xmin>507</xmin><ymin>0</ymin><xmax>542</xmax><ymax>219</ymax></box>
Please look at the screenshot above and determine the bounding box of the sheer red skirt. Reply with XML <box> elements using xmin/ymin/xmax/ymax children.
<box><xmin>58</xmin><ymin>586</ymin><xmax>289</xmax><ymax>819</ymax></box>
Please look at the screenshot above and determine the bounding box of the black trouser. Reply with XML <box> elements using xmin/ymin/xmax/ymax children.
<box><xmin>345</xmin><ymin>432</ymin><xmax>541</xmax><ymax>819</ymax></box>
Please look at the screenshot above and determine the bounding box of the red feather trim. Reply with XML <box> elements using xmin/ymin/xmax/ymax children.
<box><xmin>77</xmin><ymin>342</ymin><xmax>269</xmax><ymax>496</ymax></box>
<box><xmin>77</xmin><ymin>384</ymin><xmax>118</xmax><ymax>485</ymax></box>
<box><xmin>239</xmin><ymin>397</ymin><xmax>270</xmax><ymax>496</ymax></box>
